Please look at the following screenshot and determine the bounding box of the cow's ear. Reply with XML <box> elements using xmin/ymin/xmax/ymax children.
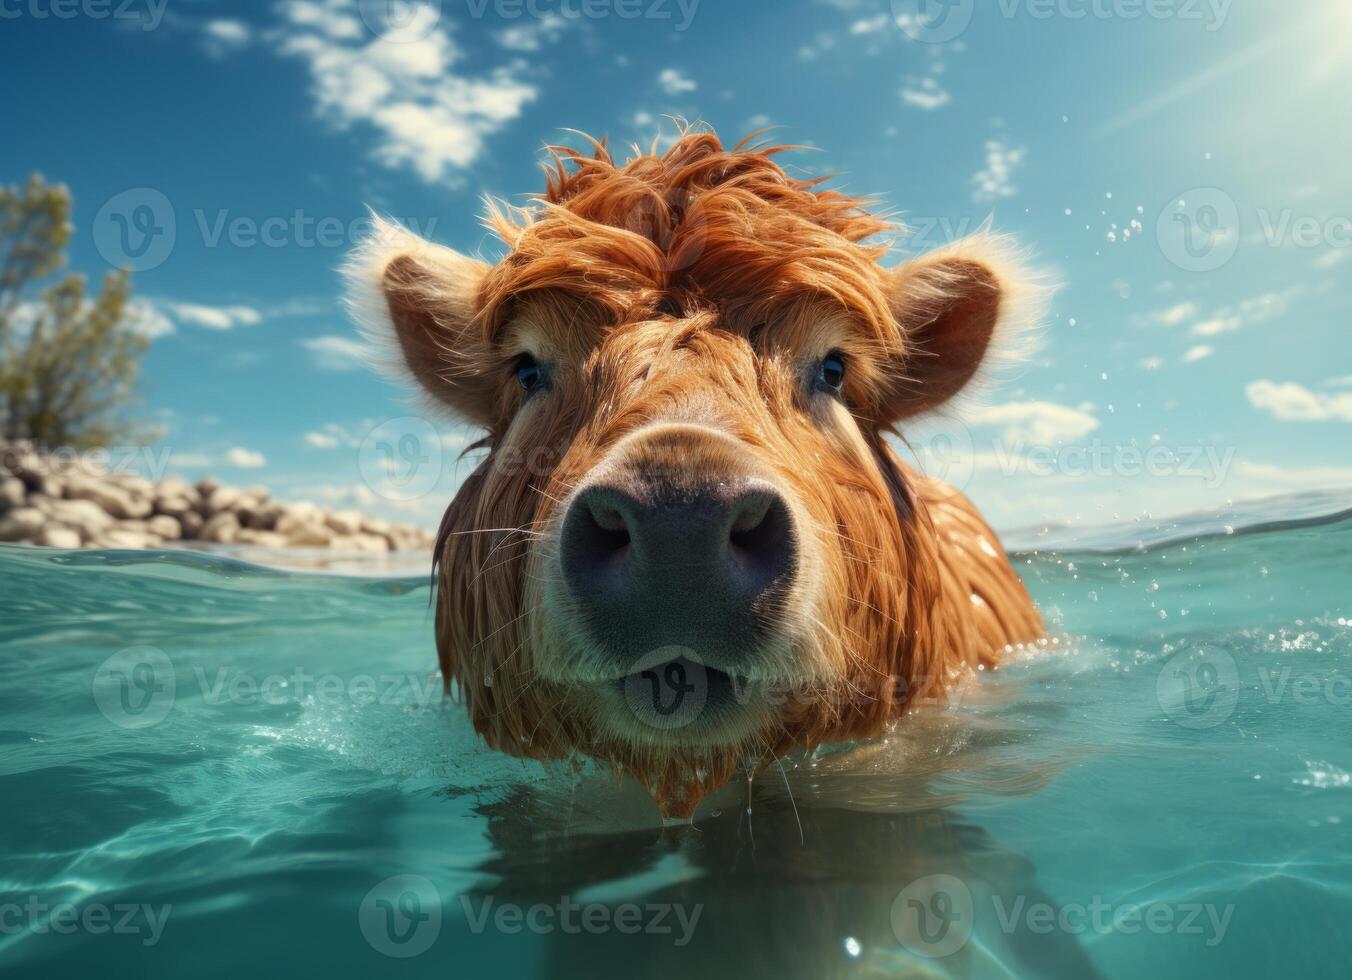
<box><xmin>347</xmin><ymin>218</ymin><xmax>497</xmax><ymax>426</ymax></box>
<box><xmin>879</xmin><ymin>234</ymin><xmax>1048</xmax><ymax>421</ymax></box>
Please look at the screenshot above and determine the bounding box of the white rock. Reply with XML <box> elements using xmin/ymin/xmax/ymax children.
<box><xmin>244</xmin><ymin>500</ymin><xmax>286</xmax><ymax>531</ymax></box>
<box><xmin>275</xmin><ymin>502</ymin><xmax>321</xmax><ymax>535</ymax></box>
<box><xmin>107</xmin><ymin>471</ymin><xmax>154</xmax><ymax>498</ymax></box>
<box><xmin>361</xmin><ymin>516</ymin><xmax>391</xmax><ymax>536</ymax></box>
<box><xmin>156</xmin><ymin>476</ymin><xmax>195</xmax><ymax>500</ymax></box>
<box><xmin>146</xmin><ymin>514</ymin><xmax>183</xmax><ymax>540</ymax></box>
<box><xmin>97</xmin><ymin>528</ymin><xmax>158</xmax><ymax>549</ymax></box>
<box><xmin>34</xmin><ymin>498</ymin><xmax>113</xmax><ymax>540</ymax></box>
<box><xmin>0</xmin><ymin>507</ymin><xmax>45</xmax><ymax>542</ymax></box>
<box><xmin>37</xmin><ymin>525</ymin><xmax>81</xmax><ymax>549</ymax></box>
<box><xmin>285</xmin><ymin>521</ymin><xmax>333</xmax><ymax>547</ymax></box>
<box><xmin>235</xmin><ymin>529</ymin><xmax>289</xmax><ymax>548</ymax></box>
<box><xmin>65</xmin><ymin>473</ymin><xmax>150</xmax><ymax>519</ymax></box>
<box><xmin>178</xmin><ymin>511</ymin><xmax>204</xmax><ymax>538</ymax></box>
<box><xmin>1</xmin><ymin>476</ymin><xmax>25</xmax><ymax>510</ymax></box>
<box><xmin>205</xmin><ymin>486</ymin><xmax>243</xmax><ymax>516</ymax></box>
<box><xmin>154</xmin><ymin>495</ymin><xmax>195</xmax><ymax>518</ymax></box>
<box><xmin>325</xmin><ymin>509</ymin><xmax>364</xmax><ymax>535</ymax></box>
<box><xmin>201</xmin><ymin>512</ymin><xmax>241</xmax><ymax>544</ymax></box>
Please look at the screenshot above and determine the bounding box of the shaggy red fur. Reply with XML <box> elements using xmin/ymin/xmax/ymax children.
<box><xmin>350</xmin><ymin>129</ymin><xmax>1047</xmax><ymax>818</ymax></box>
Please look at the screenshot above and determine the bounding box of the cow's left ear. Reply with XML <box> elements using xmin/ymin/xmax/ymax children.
<box><xmin>879</xmin><ymin>234</ymin><xmax>1048</xmax><ymax>421</ymax></box>
<box><xmin>345</xmin><ymin>217</ymin><xmax>499</xmax><ymax>427</ymax></box>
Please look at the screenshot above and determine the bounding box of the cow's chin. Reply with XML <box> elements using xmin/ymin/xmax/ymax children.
<box><xmin>581</xmin><ymin>656</ymin><xmax>776</xmax><ymax>752</ymax></box>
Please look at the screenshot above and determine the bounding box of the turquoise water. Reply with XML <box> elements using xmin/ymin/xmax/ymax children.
<box><xmin>2</xmin><ymin>494</ymin><xmax>1351</xmax><ymax>978</ymax></box>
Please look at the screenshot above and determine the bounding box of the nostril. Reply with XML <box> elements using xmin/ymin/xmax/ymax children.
<box><xmin>590</xmin><ymin>502</ymin><xmax>628</xmax><ymax>535</ymax></box>
<box><xmin>561</xmin><ymin>489</ymin><xmax>634</xmax><ymax>590</ymax></box>
<box><xmin>727</xmin><ymin>492</ymin><xmax>793</xmax><ymax>582</ymax></box>
<box><xmin>578</xmin><ymin>498</ymin><xmax>631</xmax><ymax>559</ymax></box>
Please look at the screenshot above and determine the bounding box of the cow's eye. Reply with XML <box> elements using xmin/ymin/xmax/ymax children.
<box><xmin>516</xmin><ymin>354</ymin><xmax>545</xmax><ymax>395</ymax></box>
<box><xmin>816</xmin><ymin>352</ymin><xmax>846</xmax><ymax>394</ymax></box>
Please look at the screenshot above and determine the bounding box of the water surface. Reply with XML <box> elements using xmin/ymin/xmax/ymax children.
<box><xmin>2</xmin><ymin>493</ymin><xmax>1350</xmax><ymax>978</ymax></box>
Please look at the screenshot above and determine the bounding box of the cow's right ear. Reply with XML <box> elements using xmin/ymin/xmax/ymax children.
<box><xmin>347</xmin><ymin>218</ymin><xmax>498</xmax><ymax>427</ymax></box>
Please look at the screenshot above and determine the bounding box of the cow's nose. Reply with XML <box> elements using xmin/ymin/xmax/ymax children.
<box><xmin>559</xmin><ymin>479</ymin><xmax>798</xmax><ymax>665</ymax></box>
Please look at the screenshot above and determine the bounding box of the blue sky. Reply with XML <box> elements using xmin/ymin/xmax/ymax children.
<box><xmin>2</xmin><ymin>0</ymin><xmax>1349</xmax><ymax>533</ymax></box>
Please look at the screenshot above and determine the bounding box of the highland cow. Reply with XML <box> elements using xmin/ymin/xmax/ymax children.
<box><xmin>349</xmin><ymin>130</ymin><xmax>1048</xmax><ymax>818</ymax></box>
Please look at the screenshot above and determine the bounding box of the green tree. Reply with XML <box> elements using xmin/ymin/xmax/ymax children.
<box><xmin>0</xmin><ymin>175</ymin><xmax>152</xmax><ymax>448</ymax></box>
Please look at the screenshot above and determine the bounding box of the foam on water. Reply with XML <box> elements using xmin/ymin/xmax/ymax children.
<box><xmin>1</xmin><ymin>492</ymin><xmax>1350</xmax><ymax>978</ymax></box>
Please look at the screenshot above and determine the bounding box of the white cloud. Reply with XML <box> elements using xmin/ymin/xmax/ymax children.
<box><xmin>203</xmin><ymin>18</ymin><xmax>252</xmax><ymax>52</ymax></box>
<box><xmin>971</xmin><ymin>139</ymin><xmax>1026</xmax><ymax>204</ymax></box>
<box><xmin>160</xmin><ymin>301</ymin><xmax>263</xmax><ymax>330</ymax></box>
<box><xmin>1138</xmin><ymin>301</ymin><xmax>1199</xmax><ymax>328</ymax></box>
<box><xmin>900</xmin><ymin>76</ymin><xmax>950</xmax><ymax>111</ymax></box>
<box><xmin>225</xmin><ymin>447</ymin><xmax>267</xmax><ymax>469</ymax></box>
<box><xmin>272</xmin><ymin>0</ymin><xmax>536</xmax><ymax>184</ymax></box>
<box><xmin>122</xmin><ymin>300</ymin><xmax>177</xmax><ymax>339</ymax></box>
<box><xmin>1139</xmin><ymin>355</ymin><xmax>1165</xmax><ymax>371</ymax></box>
<box><xmin>303</xmin><ymin>335</ymin><xmax>368</xmax><ymax>371</ymax></box>
<box><xmin>965</xmin><ymin>400</ymin><xmax>1100</xmax><ymax>445</ymax></box>
<box><xmin>1181</xmin><ymin>344</ymin><xmax>1214</xmax><ymax>363</ymax></box>
<box><xmin>1246</xmin><ymin>380</ymin><xmax>1352</xmax><ymax>422</ymax></box>
<box><xmin>494</xmin><ymin>13</ymin><xmax>568</xmax><ymax>51</ymax></box>
<box><xmin>1190</xmin><ymin>287</ymin><xmax>1304</xmax><ymax>337</ymax></box>
<box><xmin>305</xmin><ymin>431</ymin><xmax>340</xmax><ymax>449</ymax></box>
<box><xmin>657</xmin><ymin>68</ymin><xmax>697</xmax><ymax>96</ymax></box>
<box><xmin>1315</xmin><ymin>248</ymin><xmax>1350</xmax><ymax>270</ymax></box>
<box><xmin>849</xmin><ymin>14</ymin><xmax>891</xmax><ymax>33</ymax></box>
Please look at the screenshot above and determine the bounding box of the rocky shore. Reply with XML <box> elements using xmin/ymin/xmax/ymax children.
<box><xmin>0</xmin><ymin>440</ymin><xmax>435</xmax><ymax>554</ymax></box>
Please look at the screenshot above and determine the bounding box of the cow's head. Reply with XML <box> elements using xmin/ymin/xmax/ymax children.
<box><xmin>349</xmin><ymin>132</ymin><xmax>1043</xmax><ymax>816</ymax></box>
